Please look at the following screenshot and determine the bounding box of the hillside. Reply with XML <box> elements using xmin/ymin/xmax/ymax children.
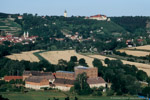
<box><xmin>0</xmin><ymin>18</ymin><xmax>21</xmax><ymax>35</ymax></box>
<box><xmin>111</xmin><ymin>16</ymin><xmax>150</xmax><ymax>33</ymax></box>
<box><xmin>14</xmin><ymin>14</ymin><xmax>126</xmax><ymax>38</ymax></box>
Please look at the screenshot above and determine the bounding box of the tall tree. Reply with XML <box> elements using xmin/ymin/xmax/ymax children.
<box><xmin>74</xmin><ymin>72</ymin><xmax>92</xmax><ymax>95</ymax></box>
<box><xmin>92</xmin><ymin>58</ymin><xmax>104</xmax><ymax>76</ymax></box>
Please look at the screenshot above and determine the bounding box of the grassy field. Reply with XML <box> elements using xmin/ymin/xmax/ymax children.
<box><xmin>6</xmin><ymin>50</ymin><xmax>40</xmax><ymax>62</ymax></box>
<box><xmin>1</xmin><ymin>91</ymin><xmax>143</xmax><ymax>100</ymax></box>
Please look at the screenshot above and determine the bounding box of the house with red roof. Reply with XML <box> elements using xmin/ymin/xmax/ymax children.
<box><xmin>18</xmin><ymin>16</ymin><xmax>23</xmax><ymax>19</ymax></box>
<box><xmin>86</xmin><ymin>14</ymin><xmax>107</xmax><ymax>21</ymax></box>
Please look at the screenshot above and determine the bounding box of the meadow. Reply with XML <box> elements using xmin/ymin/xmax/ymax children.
<box><xmin>1</xmin><ymin>91</ymin><xmax>143</xmax><ymax>100</ymax></box>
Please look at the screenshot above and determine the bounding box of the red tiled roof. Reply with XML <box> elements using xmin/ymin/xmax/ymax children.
<box><xmin>137</xmin><ymin>39</ymin><xmax>143</xmax><ymax>42</ymax></box>
<box><xmin>4</xmin><ymin>76</ymin><xmax>23</xmax><ymax>81</ymax></box>
<box><xmin>90</xmin><ymin>14</ymin><xmax>106</xmax><ymax>18</ymax></box>
<box><xmin>18</xmin><ymin>16</ymin><xmax>22</xmax><ymax>18</ymax></box>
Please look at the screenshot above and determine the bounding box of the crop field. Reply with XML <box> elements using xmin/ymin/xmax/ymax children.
<box><xmin>5</xmin><ymin>49</ymin><xmax>150</xmax><ymax>76</ymax></box>
<box><xmin>128</xmin><ymin>45</ymin><xmax>150</xmax><ymax>50</ymax></box>
<box><xmin>39</xmin><ymin>50</ymin><xmax>150</xmax><ymax>76</ymax></box>
<box><xmin>39</xmin><ymin>50</ymin><xmax>96</xmax><ymax>67</ymax></box>
<box><xmin>119</xmin><ymin>50</ymin><xmax>150</xmax><ymax>57</ymax></box>
<box><xmin>6</xmin><ymin>50</ymin><xmax>40</xmax><ymax>62</ymax></box>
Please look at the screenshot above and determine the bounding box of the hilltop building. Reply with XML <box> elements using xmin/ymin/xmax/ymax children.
<box><xmin>64</xmin><ymin>10</ymin><xmax>67</xmax><ymax>17</ymax></box>
<box><xmin>18</xmin><ymin>16</ymin><xmax>23</xmax><ymax>20</ymax></box>
<box><xmin>85</xmin><ymin>14</ymin><xmax>107</xmax><ymax>21</ymax></box>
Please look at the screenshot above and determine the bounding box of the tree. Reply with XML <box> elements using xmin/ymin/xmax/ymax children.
<box><xmin>92</xmin><ymin>58</ymin><xmax>102</xmax><ymax>67</ymax></box>
<box><xmin>70</xmin><ymin>56</ymin><xmax>77</xmax><ymax>62</ymax></box>
<box><xmin>147</xmin><ymin>54</ymin><xmax>150</xmax><ymax>62</ymax></box>
<box><xmin>142</xmin><ymin>87</ymin><xmax>150</xmax><ymax>98</ymax></box>
<box><xmin>0</xmin><ymin>95</ymin><xmax>9</xmax><ymax>100</ymax></box>
<box><xmin>136</xmin><ymin>70</ymin><xmax>148</xmax><ymax>81</ymax></box>
<box><xmin>92</xmin><ymin>58</ymin><xmax>104</xmax><ymax>76</ymax></box>
<box><xmin>74</xmin><ymin>72</ymin><xmax>92</xmax><ymax>95</ymax></box>
<box><xmin>147</xmin><ymin>77</ymin><xmax>150</xmax><ymax>86</ymax></box>
<box><xmin>104</xmin><ymin>58</ymin><xmax>110</xmax><ymax>64</ymax></box>
<box><xmin>67</xmin><ymin>61</ymin><xmax>75</xmax><ymax>71</ymax></box>
<box><xmin>79</xmin><ymin>58</ymin><xmax>88</xmax><ymax>67</ymax></box>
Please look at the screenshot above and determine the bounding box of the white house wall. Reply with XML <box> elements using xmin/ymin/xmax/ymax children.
<box><xmin>54</xmin><ymin>86</ymin><xmax>71</xmax><ymax>91</ymax></box>
<box><xmin>25</xmin><ymin>84</ymin><xmax>50</xmax><ymax>90</ymax></box>
<box><xmin>89</xmin><ymin>83</ymin><xmax>106</xmax><ymax>88</ymax></box>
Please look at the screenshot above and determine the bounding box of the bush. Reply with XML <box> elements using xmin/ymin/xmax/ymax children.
<box><xmin>97</xmin><ymin>91</ymin><xmax>102</xmax><ymax>96</ymax></box>
<box><xmin>106</xmin><ymin>89</ymin><xmax>114</xmax><ymax>96</ymax></box>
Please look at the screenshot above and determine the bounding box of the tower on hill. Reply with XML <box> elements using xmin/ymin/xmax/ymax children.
<box><xmin>64</xmin><ymin>10</ymin><xmax>67</xmax><ymax>17</ymax></box>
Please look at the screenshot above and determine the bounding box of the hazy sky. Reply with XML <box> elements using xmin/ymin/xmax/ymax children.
<box><xmin>1</xmin><ymin>0</ymin><xmax>150</xmax><ymax>17</ymax></box>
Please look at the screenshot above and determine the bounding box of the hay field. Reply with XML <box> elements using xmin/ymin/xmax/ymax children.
<box><xmin>89</xmin><ymin>55</ymin><xmax>150</xmax><ymax>76</ymax></box>
<box><xmin>119</xmin><ymin>50</ymin><xmax>150</xmax><ymax>57</ymax></box>
<box><xmin>6</xmin><ymin>50</ymin><xmax>40</xmax><ymax>62</ymax></box>
<box><xmin>128</xmin><ymin>45</ymin><xmax>150</xmax><ymax>50</ymax></box>
<box><xmin>39</xmin><ymin>50</ymin><xmax>98</xmax><ymax>67</ymax></box>
<box><xmin>40</xmin><ymin>50</ymin><xmax>150</xmax><ymax>76</ymax></box>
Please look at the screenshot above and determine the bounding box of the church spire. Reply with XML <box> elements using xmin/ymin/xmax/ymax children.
<box><xmin>64</xmin><ymin>10</ymin><xmax>67</xmax><ymax>17</ymax></box>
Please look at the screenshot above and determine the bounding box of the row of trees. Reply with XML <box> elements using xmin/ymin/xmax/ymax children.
<box><xmin>92</xmin><ymin>58</ymin><xmax>150</xmax><ymax>95</ymax></box>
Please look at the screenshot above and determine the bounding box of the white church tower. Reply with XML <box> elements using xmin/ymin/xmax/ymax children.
<box><xmin>64</xmin><ymin>10</ymin><xmax>67</xmax><ymax>17</ymax></box>
<box><xmin>27</xmin><ymin>31</ymin><xmax>29</xmax><ymax>38</ymax></box>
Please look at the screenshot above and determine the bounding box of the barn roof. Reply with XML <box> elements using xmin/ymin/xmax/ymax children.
<box><xmin>25</xmin><ymin>75</ymin><xmax>55</xmax><ymax>83</ymax></box>
<box><xmin>54</xmin><ymin>78</ymin><xmax>76</xmax><ymax>85</ymax></box>
<box><xmin>23</xmin><ymin>71</ymin><xmax>52</xmax><ymax>76</ymax></box>
<box><xmin>4</xmin><ymin>76</ymin><xmax>23</xmax><ymax>81</ymax></box>
<box><xmin>87</xmin><ymin>77</ymin><xmax>106</xmax><ymax>84</ymax></box>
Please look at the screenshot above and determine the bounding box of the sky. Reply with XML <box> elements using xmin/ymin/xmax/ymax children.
<box><xmin>0</xmin><ymin>0</ymin><xmax>150</xmax><ymax>17</ymax></box>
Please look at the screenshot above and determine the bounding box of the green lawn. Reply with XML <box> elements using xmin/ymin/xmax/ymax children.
<box><xmin>1</xmin><ymin>91</ymin><xmax>143</xmax><ymax>100</ymax></box>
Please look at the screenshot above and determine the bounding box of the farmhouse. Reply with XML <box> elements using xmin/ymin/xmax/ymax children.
<box><xmin>25</xmin><ymin>75</ymin><xmax>55</xmax><ymax>90</ymax></box>
<box><xmin>53</xmin><ymin>66</ymin><xmax>106</xmax><ymax>91</ymax></box>
<box><xmin>54</xmin><ymin>78</ymin><xmax>75</xmax><ymax>91</ymax></box>
<box><xmin>23</xmin><ymin>71</ymin><xmax>52</xmax><ymax>81</ymax></box>
<box><xmin>24</xmin><ymin>66</ymin><xmax>106</xmax><ymax>91</ymax></box>
<box><xmin>87</xmin><ymin>77</ymin><xmax>106</xmax><ymax>88</ymax></box>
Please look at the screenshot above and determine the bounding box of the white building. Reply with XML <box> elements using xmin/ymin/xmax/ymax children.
<box><xmin>86</xmin><ymin>14</ymin><xmax>107</xmax><ymax>21</ymax></box>
<box><xmin>64</xmin><ymin>10</ymin><xmax>67</xmax><ymax>17</ymax></box>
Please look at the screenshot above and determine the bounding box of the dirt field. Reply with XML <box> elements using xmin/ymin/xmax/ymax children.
<box><xmin>119</xmin><ymin>50</ymin><xmax>150</xmax><ymax>57</ymax></box>
<box><xmin>128</xmin><ymin>45</ymin><xmax>150</xmax><ymax>50</ymax></box>
<box><xmin>6</xmin><ymin>50</ymin><xmax>40</xmax><ymax>62</ymax></box>
<box><xmin>89</xmin><ymin>55</ymin><xmax>150</xmax><ymax>76</ymax></box>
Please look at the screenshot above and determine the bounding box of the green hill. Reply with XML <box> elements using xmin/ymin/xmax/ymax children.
<box><xmin>18</xmin><ymin>15</ymin><xmax>126</xmax><ymax>38</ymax></box>
<box><xmin>0</xmin><ymin>18</ymin><xmax>21</xmax><ymax>35</ymax></box>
